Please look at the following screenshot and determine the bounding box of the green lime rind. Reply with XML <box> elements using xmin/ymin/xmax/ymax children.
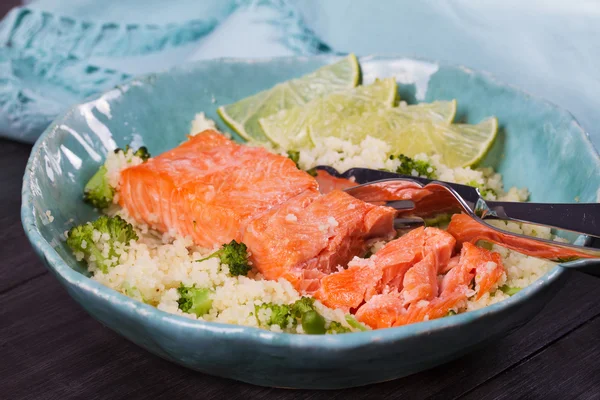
<box><xmin>310</xmin><ymin>100</ymin><xmax>457</xmax><ymax>146</ymax></box>
<box><xmin>260</xmin><ymin>77</ymin><xmax>398</xmax><ymax>150</ymax></box>
<box><xmin>218</xmin><ymin>54</ymin><xmax>360</xmax><ymax>142</ymax></box>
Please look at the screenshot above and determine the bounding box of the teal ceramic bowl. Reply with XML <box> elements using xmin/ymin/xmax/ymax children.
<box><xmin>21</xmin><ymin>55</ymin><xmax>600</xmax><ymax>389</ymax></box>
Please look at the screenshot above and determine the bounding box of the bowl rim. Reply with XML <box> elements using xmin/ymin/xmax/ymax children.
<box><xmin>20</xmin><ymin>54</ymin><xmax>598</xmax><ymax>350</ymax></box>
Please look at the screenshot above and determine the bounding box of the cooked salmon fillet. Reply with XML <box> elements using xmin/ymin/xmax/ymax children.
<box><xmin>119</xmin><ymin>131</ymin><xmax>318</xmax><ymax>247</ymax></box>
<box><xmin>243</xmin><ymin>189</ymin><xmax>397</xmax><ymax>293</ymax></box>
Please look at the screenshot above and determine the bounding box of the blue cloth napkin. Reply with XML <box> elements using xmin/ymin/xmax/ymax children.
<box><xmin>1</xmin><ymin>0</ymin><xmax>599</xmax><ymax>152</ymax></box>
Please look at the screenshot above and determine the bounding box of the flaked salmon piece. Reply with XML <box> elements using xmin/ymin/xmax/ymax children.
<box><xmin>119</xmin><ymin>131</ymin><xmax>318</xmax><ymax>247</ymax></box>
<box><xmin>370</xmin><ymin>227</ymin><xmax>426</xmax><ymax>290</ymax></box>
<box><xmin>422</xmin><ymin>228</ymin><xmax>456</xmax><ymax>272</ymax></box>
<box><xmin>380</xmin><ymin>227</ymin><xmax>455</xmax><ymax>291</ymax></box>
<box><xmin>355</xmin><ymin>292</ymin><xmax>404</xmax><ymax>329</ymax></box>
<box><xmin>243</xmin><ymin>190</ymin><xmax>397</xmax><ymax>293</ymax></box>
<box><xmin>315</xmin><ymin>170</ymin><xmax>357</xmax><ymax>194</ymax></box>
<box><xmin>447</xmin><ymin>213</ymin><xmax>592</xmax><ymax>260</ymax></box>
<box><xmin>316</xmin><ymin>227</ymin><xmax>455</xmax><ymax>311</ymax></box>
<box><xmin>348</xmin><ymin>180</ymin><xmax>433</xmax><ymax>205</ymax></box>
<box><xmin>315</xmin><ymin>227</ymin><xmax>423</xmax><ymax>310</ymax></box>
<box><xmin>315</xmin><ymin>258</ymin><xmax>383</xmax><ymax>312</ymax></box>
<box><xmin>354</xmin><ymin>233</ymin><xmax>503</xmax><ymax>329</ymax></box>
<box><xmin>314</xmin><ymin>170</ymin><xmax>432</xmax><ymax>204</ymax></box>
<box><xmin>440</xmin><ymin>242</ymin><xmax>505</xmax><ymax>299</ymax></box>
<box><xmin>392</xmin><ymin>244</ymin><xmax>505</xmax><ymax>327</ymax></box>
<box><xmin>401</xmin><ymin>253</ymin><xmax>438</xmax><ymax>306</ymax></box>
<box><xmin>393</xmin><ymin>291</ymin><xmax>469</xmax><ymax>327</ymax></box>
<box><xmin>441</xmin><ymin>255</ymin><xmax>460</xmax><ymax>274</ymax></box>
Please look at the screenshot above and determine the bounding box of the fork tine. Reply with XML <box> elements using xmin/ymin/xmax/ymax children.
<box><xmin>394</xmin><ymin>217</ymin><xmax>425</xmax><ymax>230</ymax></box>
<box><xmin>385</xmin><ymin>200</ymin><xmax>415</xmax><ymax>210</ymax></box>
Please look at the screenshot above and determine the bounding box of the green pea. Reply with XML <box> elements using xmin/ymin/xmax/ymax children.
<box><xmin>302</xmin><ymin>311</ymin><xmax>326</xmax><ymax>334</ymax></box>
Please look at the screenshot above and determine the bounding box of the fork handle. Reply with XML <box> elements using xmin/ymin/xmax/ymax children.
<box><xmin>485</xmin><ymin>201</ymin><xmax>600</xmax><ymax>238</ymax></box>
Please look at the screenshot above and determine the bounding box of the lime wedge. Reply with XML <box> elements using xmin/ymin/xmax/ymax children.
<box><xmin>259</xmin><ymin>78</ymin><xmax>398</xmax><ymax>149</ymax></box>
<box><xmin>313</xmin><ymin>100</ymin><xmax>457</xmax><ymax>145</ymax></box>
<box><xmin>440</xmin><ymin>117</ymin><xmax>498</xmax><ymax>167</ymax></box>
<box><xmin>394</xmin><ymin>99</ymin><xmax>457</xmax><ymax>125</ymax></box>
<box><xmin>332</xmin><ymin>110</ymin><xmax>497</xmax><ymax>168</ymax></box>
<box><xmin>218</xmin><ymin>54</ymin><xmax>360</xmax><ymax>142</ymax></box>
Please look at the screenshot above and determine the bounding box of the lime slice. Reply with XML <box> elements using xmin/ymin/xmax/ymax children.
<box><xmin>385</xmin><ymin>116</ymin><xmax>497</xmax><ymax>168</ymax></box>
<box><xmin>218</xmin><ymin>54</ymin><xmax>360</xmax><ymax>142</ymax></box>
<box><xmin>317</xmin><ymin>100</ymin><xmax>457</xmax><ymax>145</ymax></box>
<box><xmin>394</xmin><ymin>99</ymin><xmax>457</xmax><ymax>125</ymax></box>
<box><xmin>441</xmin><ymin>117</ymin><xmax>498</xmax><ymax>167</ymax></box>
<box><xmin>259</xmin><ymin>78</ymin><xmax>398</xmax><ymax>149</ymax></box>
<box><xmin>334</xmin><ymin>110</ymin><xmax>497</xmax><ymax>168</ymax></box>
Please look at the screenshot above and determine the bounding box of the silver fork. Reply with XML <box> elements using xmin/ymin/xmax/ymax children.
<box><xmin>316</xmin><ymin>166</ymin><xmax>600</xmax><ymax>276</ymax></box>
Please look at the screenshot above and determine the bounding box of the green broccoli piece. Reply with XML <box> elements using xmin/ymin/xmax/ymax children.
<box><xmin>391</xmin><ymin>154</ymin><xmax>436</xmax><ymax>179</ymax></box>
<box><xmin>289</xmin><ymin>297</ymin><xmax>328</xmax><ymax>334</ymax></box>
<box><xmin>83</xmin><ymin>165</ymin><xmax>114</xmax><ymax>209</ymax></box>
<box><xmin>287</xmin><ymin>150</ymin><xmax>301</xmax><ymax>169</ymax></box>
<box><xmin>466</xmin><ymin>180</ymin><xmax>497</xmax><ymax>198</ymax></box>
<box><xmin>499</xmin><ymin>285</ymin><xmax>522</xmax><ymax>296</ymax></box>
<box><xmin>301</xmin><ymin>310</ymin><xmax>327</xmax><ymax>334</ymax></box>
<box><xmin>177</xmin><ymin>284</ymin><xmax>213</xmax><ymax>316</ymax></box>
<box><xmin>446</xmin><ymin>310</ymin><xmax>457</xmax><ymax>317</ymax></box>
<box><xmin>83</xmin><ymin>146</ymin><xmax>151</xmax><ymax>209</ymax></box>
<box><xmin>255</xmin><ymin>303</ymin><xmax>295</xmax><ymax>329</ymax></box>
<box><xmin>198</xmin><ymin>240</ymin><xmax>251</xmax><ymax>276</ymax></box>
<box><xmin>345</xmin><ymin>314</ymin><xmax>369</xmax><ymax>331</ymax></box>
<box><xmin>66</xmin><ymin>215</ymin><xmax>138</xmax><ymax>273</ymax></box>
<box><xmin>131</xmin><ymin>146</ymin><xmax>150</xmax><ymax>161</ymax></box>
<box><xmin>305</xmin><ymin>168</ymin><xmax>318</xmax><ymax>177</ymax></box>
<box><xmin>327</xmin><ymin>321</ymin><xmax>351</xmax><ymax>334</ymax></box>
<box><xmin>291</xmin><ymin>297</ymin><xmax>316</xmax><ymax>318</ymax></box>
<box><xmin>423</xmin><ymin>213</ymin><xmax>452</xmax><ymax>228</ymax></box>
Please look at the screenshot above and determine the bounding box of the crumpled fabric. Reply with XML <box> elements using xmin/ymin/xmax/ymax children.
<box><xmin>0</xmin><ymin>0</ymin><xmax>324</xmax><ymax>142</ymax></box>
<box><xmin>1</xmin><ymin>0</ymin><xmax>599</xmax><ymax>152</ymax></box>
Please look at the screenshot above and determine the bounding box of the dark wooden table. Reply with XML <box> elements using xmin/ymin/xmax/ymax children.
<box><xmin>1</xmin><ymin>3</ymin><xmax>600</xmax><ymax>399</ymax></box>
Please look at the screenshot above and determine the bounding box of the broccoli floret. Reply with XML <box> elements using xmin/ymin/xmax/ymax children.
<box><xmin>83</xmin><ymin>145</ymin><xmax>151</xmax><ymax>209</ymax></box>
<box><xmin>345</xmin><ymin>314</ymin><xmax>368</xmax><ymax>331</ymax></box>
<box><xmin>466</xmin><ymin>180</ymin><xmax>497</xmax><ymax>198</ymax></box>
<box><xmin>83</xmin><ymin>166</ymin><xmax>114</xmax><ymax>209</ymax></box>
<box><xmin>301</xmin><ymin>310</ymin><xmax>327</xmax><ymax>334</ymax></box>
<box><xmin>499</xmin><ymin>285</ymin><xmax>522</xmax><ymax>296</ymax></box>
<box><xmin>257</xmin><ymin>297</ymin><xmax>348</xmax><ymax>334</ymax></box>
<box><xmin>326</xmin><ymin>321</ymin><xmax>351</xmax><ymax>334</ymax></box>
<box><xmin>289</xmin><ymin>297</ymin><xmax>328</xmax><ymax>334</ymax></box>
<box><xmin>199</xmin><ymin>240</ymin><xmax>251</xmax><ymax>276</ymax></box>
<box><xmin>177</xmin><ymin>284</ymin><xmax>213</xmax><ymax>316</ymax></box>
<box><xmin>391</xmin><ymin>154</ymin><xmax>436</xmax><ymax>179</ymax></box>
<box><xmin>423</xmin><ymin>213</ymin><xmax>452</xmax><ymax>228</ymax></box>
<box><xmin>66</xmin><ymin>215</ymin><xmax>138</xmax><ymax>273</ymax></box>
<box><xmin>131</xmin><ymin>146</ymin><xmax>150</xmax><ymax>161</ymax></box>
<box><xmin>291</xmin><ymin>297</ymin><xmax>316</xmax><ymax>318</ymax></box>
<box><xmin>255</xmin><ymin>303</ymin><xmax>295</xmax><ymax>329</ymax></box>
<box><xmin>117</xmin><ymin>145</ymin><xmax>151</xmax><ymax>161</ymax></box>
<box><xmin>305</xmin><ymin>168</ymin><xmax>318</xmax><ymax>177</ymax></box>
<box><xmin>446</xmin><ymin>310</ymin><xmax>457</xmax><ymax>317</ymax></box>
<box><xmin>287</xmin><ymin>150</ymin><xmax>300</xmax><ymax>169</ymax></box>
